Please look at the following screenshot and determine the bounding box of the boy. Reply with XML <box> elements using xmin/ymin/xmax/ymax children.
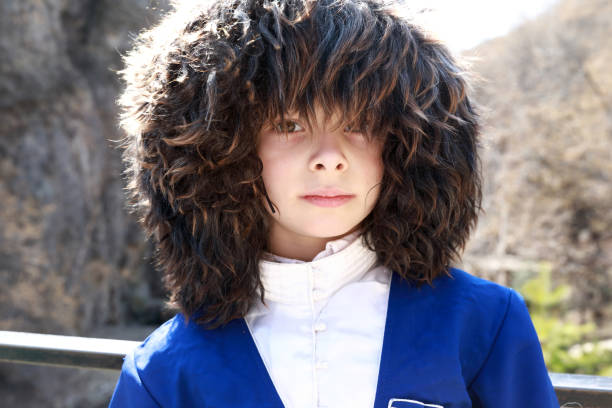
<box><xmin>110</xmin><ymin>0</ymin><xmax>559</xmax><ymax>406</ymax></box>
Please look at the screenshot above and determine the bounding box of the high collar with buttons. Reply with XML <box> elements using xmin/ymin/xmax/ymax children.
<box><xmin>246</xmin><ymin>232</ymin><xmax>392</xmax><ymax>408</ymax></box>
<box><xmin>257</xmin><ymin>230</ymin><xmax>380</xmax><ymax>304</ymax></box>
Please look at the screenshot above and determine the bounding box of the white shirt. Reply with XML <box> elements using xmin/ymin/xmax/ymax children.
<box><xmin>244</xmin><ymin>232</ymin><xmax>393</xmax><ymax>408</ymax></box>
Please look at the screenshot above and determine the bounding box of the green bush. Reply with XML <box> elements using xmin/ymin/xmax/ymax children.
<box><xmin>516</xmin><ymin>262</ymin><xmax>612</xmax><ymax>375</ymax></box>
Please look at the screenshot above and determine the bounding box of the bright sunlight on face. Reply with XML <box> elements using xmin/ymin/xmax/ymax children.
<box><xmin>257</xmin><ymin>105</ymin><xmax>384</xmax><ymax>261</ymax></box>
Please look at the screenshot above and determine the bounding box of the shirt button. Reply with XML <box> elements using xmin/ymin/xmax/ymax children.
<box><xmin>314</xmin><ymin>322</ymin><xmax>327</xmax><ymax>332</ymax></box>
<box><xmin>315</xmin><ymin>361</ymin><xmax>328</xmax><ymax>369</ymax></box>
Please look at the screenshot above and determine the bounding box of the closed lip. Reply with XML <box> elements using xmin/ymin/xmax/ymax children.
<box><xmin>300</xmin><ymin>187</ymin><xmax>354</xmax><ymax>198</ymax></box>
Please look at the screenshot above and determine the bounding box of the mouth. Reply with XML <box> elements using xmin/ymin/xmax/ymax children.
<box><xmin>300</xmin><ymin>194</ymin><xmax>355</xmax><ymax>207</ymax></box>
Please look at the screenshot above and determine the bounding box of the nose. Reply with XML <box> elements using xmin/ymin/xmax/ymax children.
<box><xmin>308</xmin><ymin>130</ymin><xmax>348</xmax><ymax>172</ymax></box>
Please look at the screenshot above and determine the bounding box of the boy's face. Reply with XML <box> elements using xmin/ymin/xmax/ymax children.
<box><xmin>257</xmin><ymin>105</ymin><xmax>384</xmax><ymax>261</ymax></box>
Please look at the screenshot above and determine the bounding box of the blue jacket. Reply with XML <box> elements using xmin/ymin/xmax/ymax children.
<box><xmin>109</xmin><ymin>268</ymin><xmax>559</xmax><ymax>407</ymax></box>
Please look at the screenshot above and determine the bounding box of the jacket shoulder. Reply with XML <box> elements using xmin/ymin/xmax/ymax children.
<box><xmin>441</xmin><ymin>266</ymin><xmax>518</xmax><ymax>336</ymax></box>
<box><xmin>437</xmin><ymin>267</ymin><xmax>519</xmax><ymax>320</ymax></box>
<box><xmin>446</xmin><ymin>266</ymin><xmax>516</xmax><ymax>301</ymax></box>
<box><xmin>129</xmin><ymin>313</ymin><xmax>193</xmax><ymax>373</ymax></box>
<box><xmin>432</xmin><ymin>268</ymin><xmax>522</xmax><ymax>383</ymax></box>
<box><xmin>130</xmin><ymin>311</ymin><xmax>234</xmax><ymax>371</ymax></box>
<box><xmin>445</xmin><ymin>268</ymin><xmax>560</xmax><ymax>405</ymax></box>
<box><xmin>110</xmin><ymin>314</ymin><xmax>193</xmax><ymax>407</ymax></box>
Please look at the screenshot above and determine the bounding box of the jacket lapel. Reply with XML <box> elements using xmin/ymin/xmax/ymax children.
<box><xmin>373</xmin><ymin>272</ymin><xmax>454</xmax><ymax>408</ymax></box>
<box><xmin>237</xmin><ymin>270</ymin><xmax>458</xmax><ymax>408</ymax></box>
<box><xmin>374</xmin><ymin>270</ymin><xmax>406</xmax><ymax>408</ymax></box>
<box><xmin>234</xmin><ymin>317</ymin><xmax>286</xmax><ymax>407</ymax></box>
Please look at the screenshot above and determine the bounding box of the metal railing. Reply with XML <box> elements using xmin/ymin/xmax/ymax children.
<box><xmin>0</xmin><ymin>330</ymin><xmax>138</xmax><ymax>370</ymax></box>
<box><xmin>1</xmin><ymin>330</ymin><xmax>612</xmax><ymax>407</ymax></box>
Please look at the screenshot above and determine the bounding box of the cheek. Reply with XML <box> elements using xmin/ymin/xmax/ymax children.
<box><xmin>364</xmin><ymin>147</ymin><xmax>384</xmax><ymax>183</ymax></box>
<box><xmin>374</xmin><ymin>155</ymin><xmax>384</xmax><ymax>181</ymax></box>
<box><xmin>259</xmin><ymin>154</ymin><xmax>294</xmax><ymax>197</ymax></box>
<box><xmin>361</xmin><ymin>147</ymin><xmax>384</xmax><ymax>205</ymax></box>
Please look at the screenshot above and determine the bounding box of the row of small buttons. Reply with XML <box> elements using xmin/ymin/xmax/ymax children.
<box><xmin>314</xmin><ymin>322</ymin><xmax>327</xmax><ymax>332</ymax></box>
<box><xmin>315</xmin><ymin>360</ymin><xmax>328</xmax><ymax>369</ymax></box>
<box><xmin>310</xmin><ymin>265</ymin><xmax>329</xmax><ymax>375</ymax></box>
<box><xmin>309</xmin><ymin>265</ymin><xmax>326</xmax><ymax>301</ymax></box>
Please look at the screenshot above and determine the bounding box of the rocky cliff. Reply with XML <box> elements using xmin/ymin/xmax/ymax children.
<box><xmin>0</xmin><ymin>1</ymin><xmax>171</xmax><ymax>406</ymax></box>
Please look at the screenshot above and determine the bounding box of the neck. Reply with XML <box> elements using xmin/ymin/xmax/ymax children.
<box><xmin>266</xmin><ymin>224</ymin><xmax>360</xmax><ymax>262</ymax></box>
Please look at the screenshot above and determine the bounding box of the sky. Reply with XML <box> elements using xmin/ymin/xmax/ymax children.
<box><xmin>400</xmin><ymin>0</ymin><xmax>561</xmax><ymax>52</ymax></box>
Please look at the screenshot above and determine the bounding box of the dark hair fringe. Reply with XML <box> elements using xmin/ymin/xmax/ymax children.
<box><xmin>116</xmin><ymin>0</ymin><xmax>482</xmax><ymax>329</ymax></box>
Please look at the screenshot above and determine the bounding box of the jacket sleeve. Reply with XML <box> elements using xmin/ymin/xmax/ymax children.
<box><xmin>108</xmin><ymin>349</ymin><xmax>162</xmax><ymax>408</ymax></box>
<box><xmin>467</xmin><ymin>288</ymin><xmax>560</xmax><ymax>407</ymax></box>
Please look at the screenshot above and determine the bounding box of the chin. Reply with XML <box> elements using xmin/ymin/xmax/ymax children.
<box><xmin>301</xmin><ymin>224</ymin><xmax>356</xmax><ymax>239</ymax></box>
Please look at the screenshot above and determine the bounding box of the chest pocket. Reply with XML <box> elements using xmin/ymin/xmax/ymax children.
<box><xmin>388</xmin><ymin>398</ymin><xmax>444</xmax><ymax>408</ymax></box>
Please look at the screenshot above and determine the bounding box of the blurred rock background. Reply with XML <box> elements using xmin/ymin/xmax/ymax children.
<box><xmin>0</xmin><ymin>0</ymin><xmax>171</xmax><ymax>406</ymax></box>
<box><xmin>462</xmin><ymin>0</ymin><xmax>612</xmax><ymax>334</ymax></box>
<box><xmin>0</xmin><ymin>0</ymin><xmax>610</xmax><ymax>406</ymax></box>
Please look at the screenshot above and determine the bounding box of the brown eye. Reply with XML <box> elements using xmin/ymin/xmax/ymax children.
<box><xmin>274</xmin><ymin>120</ymin><xmax>303</xmax><ymax>133</ymax></box>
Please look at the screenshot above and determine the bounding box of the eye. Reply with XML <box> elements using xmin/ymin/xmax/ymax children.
<box><xmin>274</xmin><ymin>120</ymin><xmax>304</xmax><ymax>133</ymax></box>
<box><xmin>344</xmin><ymin>124</ymin><xmax>366</xmax><ymax>134</ymax></box>
<box><xmin>344</xmin><ymin>124</ymin><xmax>372</xmax><ymax>141</ymax></box>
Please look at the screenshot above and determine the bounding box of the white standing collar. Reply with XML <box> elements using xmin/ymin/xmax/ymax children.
<box><xmin>258</xmin><ymin>232</ymin><xmax>379</xmax><ymax>304</ymax></box>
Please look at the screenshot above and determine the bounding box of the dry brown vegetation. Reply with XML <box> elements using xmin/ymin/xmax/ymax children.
<box><xmin>461</xmin><ymin>0</ymin><xmax>612</xmax><ymax>334</ymax></box>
